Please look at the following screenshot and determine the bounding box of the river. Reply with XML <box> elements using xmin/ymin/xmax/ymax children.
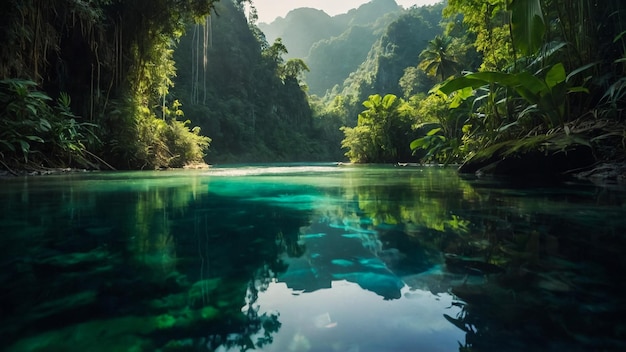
<box><xmin>1</xmin><ymin>164</ymin><xmax>625</xmax><ymax>351</ymax></box>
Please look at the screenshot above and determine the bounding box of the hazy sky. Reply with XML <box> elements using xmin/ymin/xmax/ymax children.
<box><xmin>251</xmin><ymin>0</ymin><xmax>442</xmax><ymax>24</ymax></box>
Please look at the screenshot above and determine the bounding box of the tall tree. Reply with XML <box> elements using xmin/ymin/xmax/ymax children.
<box><xmin>418</xmin><ymin>35</ymin><xmax>460</xmax><ymax>81</ymax></box>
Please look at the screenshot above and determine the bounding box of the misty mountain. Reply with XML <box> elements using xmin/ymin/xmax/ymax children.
<box><xmin>344</xmin><ymin>5</ymin><xmax>443</xmax><ymax>97</ymax></box>
<box><xmin>258</xmin><ymin>0</ymin><xmax>403</xmax><ymax>96</ymax></box>
<box><xmin>306</xmin><ymin>12</ymin><xmax>403</xmax><ymax>96</ymax></box>
<box><xmin>258</xmin><ymin>8</ymin><xmax>342</xmax><ymax>60</ymax></box>
<box><xmin>258</xmin><ymin>0</ymin><xmax>401</xmax><ymax>59</ymax></box>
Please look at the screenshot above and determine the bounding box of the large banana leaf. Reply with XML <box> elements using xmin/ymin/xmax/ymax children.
<box><xmin>511</xmin><ymin>0</ymin><xmax>545</xmax><ymax>55</ymax></box>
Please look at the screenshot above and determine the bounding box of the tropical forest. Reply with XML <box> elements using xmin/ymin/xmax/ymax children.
<box><xmin>2</xmin><ymin>1</ymin><xmax>626</xmax><ymax>351</ymax></box>
<box><xmin>0</xmin><ymin>0</ymin><xmax>623</xmax><ymax>177</ymax></box>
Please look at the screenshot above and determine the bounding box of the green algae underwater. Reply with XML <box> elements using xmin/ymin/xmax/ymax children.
<box><xmin>1</xmin><ymin>164</ymin><xmax>625</xmax><ymax>351</ymax></box>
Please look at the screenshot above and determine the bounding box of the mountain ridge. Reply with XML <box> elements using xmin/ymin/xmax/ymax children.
<box><xmin>258</xmin><ymin>0</ymin><xmax>404</xmax><ymax>96</ymax></box>
<box><xmin>258</xmin><ymin>0</ymin><xmax>402</xmax><ymax>60</ymax></box>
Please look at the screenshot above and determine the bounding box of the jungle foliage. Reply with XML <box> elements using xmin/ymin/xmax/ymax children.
<box><xmin>3</xmin><ymin>0</ymin><xmax>623</xmax><ymax>171</ymax></box>
<box><xmin>409</xmin><ymin>0</ymin><xmax>626</xmax><ymax>173</ymax></box>
<box><xmin>0</xmin><ymin>0</ymin><xmax>221</xmax><ymax>171</ymax></box>
<box><xmin>341</xmin><ymin>94</ymin><xmax>415</xmax><ymax>163</ymax></box>
<box><xmin>333</xmin><ymin>3</ymin><xmax>447</xmax><ymax>163</ymax></box>
<box><xmin>338</xmin><ymin>0</ymin><xmax>626</xmax><ymax>172</ymax></box>
<box><xmin>171</xmin><ymin>0</ymin><xmax>331</xmax><ymax>163</ymax></box>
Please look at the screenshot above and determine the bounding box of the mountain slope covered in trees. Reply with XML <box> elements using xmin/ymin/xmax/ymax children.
<box><xmin>332</xmin><ymin>4</ymin><xmax>444</xmax><ymax>116</ymax></box>
<box><xmin>172</xmin><ymin>0</ymin><xmax>334</xmax><ymax>162</ymax></box>
<box><xmin>169</xmin><ymin>0</ymin><xmax>445</xmax><ymax>163</ymax></box>
<box><xmin>259</xmin><ymin>0</ymin><xmax>403</xmax><ymax>96</ymax></box>
<box><xmin>258</xmin><ymin>0</ymin><xmax>401</xmax><ymax>60</ymax></box>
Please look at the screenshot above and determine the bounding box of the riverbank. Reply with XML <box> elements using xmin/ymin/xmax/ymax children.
<box><xmin>0</xmin><ymin>162</ymin><xmax>212</xmax><ymax>178</ymax></box>
<box><xmin>0</xmin><ymin>167</ymin><xmax>92</xmax><ymax>177</ymax></box>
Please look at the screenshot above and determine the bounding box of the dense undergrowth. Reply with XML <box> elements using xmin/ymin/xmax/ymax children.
<box><xmin>0</xmin><ymin>0</ymin><xmax>219</xmax><ymax>172</ymax></box>
<box><xmin>337</xmin><ymin>0</ymin><xmax>626</xmax><ymax>176</ymax></box>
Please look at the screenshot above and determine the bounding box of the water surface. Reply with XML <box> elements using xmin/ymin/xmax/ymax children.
<box><xmin>1</xmin><ymin>164</ymin><xmax>625</xmax><ymax>351</ymax></box>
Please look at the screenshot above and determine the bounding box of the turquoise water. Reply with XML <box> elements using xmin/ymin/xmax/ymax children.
<box><xmin>1</xmin><ymin>164</ymin><xmax>625</xmax><ymax>351</ymax></box>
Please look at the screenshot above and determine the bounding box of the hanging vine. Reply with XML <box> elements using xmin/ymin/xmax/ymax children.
<box><xmin>190</xmin><ymin>15</ymin><xmax>211</xmax><ymax>105</ymax></box>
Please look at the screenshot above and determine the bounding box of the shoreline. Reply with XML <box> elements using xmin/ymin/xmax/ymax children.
<box><xmin>0</xmin><ymin>162</ymin><xmax>212</xmax><ymax>178</ymax></box>
<box><xmin>2</xmin><ymin>162</ymin><xmax>624</xmax><ymax>186</ymax></box>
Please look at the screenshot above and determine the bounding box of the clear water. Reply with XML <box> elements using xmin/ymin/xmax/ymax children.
<box><xmin>1</xmin><ymin>164</ymin><xmax>625</xmax><ymax>351</ymax></box>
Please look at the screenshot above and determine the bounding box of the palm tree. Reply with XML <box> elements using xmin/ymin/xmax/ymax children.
<box><xmin>418</xmin><ymin>35</ymin><xmax>460</xmax><ymax>81</ymax></box>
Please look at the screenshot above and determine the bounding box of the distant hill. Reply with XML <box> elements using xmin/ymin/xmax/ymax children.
<box><xmin>346</xmin><ymin>6</ymin><xmax>443</xmax><ymax>97</ymax></box>
<box><xmin>258</xmin><ymin>0</ymin><xmax>403</xmax><ymax>96</ymax></box>
<box><xmin>258</xmin><ymin>0</ymin><xmax>401</xmax><ymax>59</ymax></box>
<box><xmin>329</xmin><ymin>3</ymin><xmax>445</xmax><ymax>122</ymax></box>
<box><xmin>258</xmin><ymin>8</ymin><xmax>341</xmax><ymax>60</ymax></box>
<box><xmin>304</xmin><ymin>16</ymin><xmax>397</xmax><ymax>96</ymax></box>
<box><xmin>338</xmin><ymin>0</ymin><xmax>402</xmax><ymax>27</ymax></box>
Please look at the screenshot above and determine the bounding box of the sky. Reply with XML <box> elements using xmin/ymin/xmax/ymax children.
<box><xmin>250</xmin><ymin>0</ymin><xmax>442</xmax><ymax>24</ymax></box>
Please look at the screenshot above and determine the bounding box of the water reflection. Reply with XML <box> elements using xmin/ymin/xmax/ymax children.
<box><xmin>279</xmin><ymin>219</ymin><xmax>404</xmax><ymax>300</ymax></box>
<box><xmin>0</xmin><ymin>165</ymin><xmax>625</xmax><ymax>351</ymax></box>
<box><xmin>251</xmin><ymin>281</ymin><xmax>462</xmax><ymax>352</ymax></box>
<box><xmin>0</xmin><ymin>170</ymin><xmax>299</xmax><ymax>351</ymax></box>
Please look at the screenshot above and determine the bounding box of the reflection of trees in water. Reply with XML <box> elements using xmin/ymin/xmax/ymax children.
<box><xmin>332</xmin><ymin>169</ymin><xmax>478</xmax><ymax>276</ymax></box>
<box><xmin>4</xmin><ymin>169</ymin><xmax>626</xmax><ymax>350</ymax></box>
<box><xmin>332</xmin><ymin>171</ymin><xmax>626</xmax><ymax>350</ymax></box>
<box><xmin>147</xmin><ymin>191</ymin><xmax>306</xmax><ymax>350</ymax></box>
<box><xmin>208</xmin><ymin>265</ymin><xmax>283</xmax><ymax>351</ymax></box>
<box><xmin>0</xmin><ymin>181</ymin><xmax>307</xmax><ymax>351</ymax></box>
<box><xmin>444</xmin><ymin>222</ymin><xmax>626</xmax><ymax>350</ymax></box>
<box><xmin>441</xmin><ymin>187</ymin><xmax>626</xmax><ymax>351</ymax></box>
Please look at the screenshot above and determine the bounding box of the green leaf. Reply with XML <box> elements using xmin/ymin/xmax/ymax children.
<box><xmin>427</xmin><ymin>127</ymin><xmax>442</xmax><ymax>136</ymax></box>
<box><xmin>410</xmin><ymin>138</ymin><xmax>427</xmax><ymax>150</ymax></box>
<box><xmin>26</xmin><ymin>104</ymin><xmax>37</xmax><ymax>115</ymax></box>
<box><xmin>381</xmin><ymin>94</ymin><xmax>398</xmax><ymax>110</ymax></box>
<box><xmin>566</xmin><ymin>62</ymin><xmax>598</xmax><ymax>82</ymax></box>
<box><xmin>511</xmin><ymin>0</ymin><xmax>545</xmax><ymax>54</ymax></box>
<box><xmin>514</xmin><ymin>71</ymin><xmax>546</xmax><ymax>95</ymax></box>
<box><xmin>498</xmin><ymin>121</ymin><xmax>519</xmax><ymax>132</ymax></box>
<box><xmin>614</xmin><ymin>30</ymin><xmax>626</xmax><ymax>43</ymax></box>
<box><xmin>449</xmin><ymin>86</ymin><xmax>474</xmax><ymax>108</ymax></box>
<box><xmin>544</xmin><ymin>63</ymin><xmax>566</xmax><ymax>89</ymax></box>
<box><xmin>25</xmin><ymin>135</ymin><xmax>44</xmax><ymax>143</ymax></box>
<box><xmin>18</xmin><ymin>139</ymin><xmax>30</xmax><ymax>154</ymax></box>
<box><xmin>39</xmin><ymin>118</ymin><xmax>52</xmax><ymax>131</ymax></box>
<box><xmin>439</xmin><ymin>76</ymin><xmax>488</xmax><ymax>95</ymax></box>
<box><xmin>470</xmin><ymin>71</ymin><xmax>519</xmax><ymax>86</ymax></box>
<box><xmin>28</xmin><ymin>91</ymin><xmax>52</xmax><ymax>101</ymax></box>
<box><xmin>567</xmin><ymin>86</ymin><xmax>589</xmax><ymax>93</ymax></box>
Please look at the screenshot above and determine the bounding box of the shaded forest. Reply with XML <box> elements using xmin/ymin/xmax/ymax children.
<box><xmin>0</xmin><ymin>0</ymin><xmax>223</xmax><ymax>171</ymax></box>
<box><xmin>171</xmin><ymin>0</ymin><xmax>331</xmax><ymax>162</ymax></box>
